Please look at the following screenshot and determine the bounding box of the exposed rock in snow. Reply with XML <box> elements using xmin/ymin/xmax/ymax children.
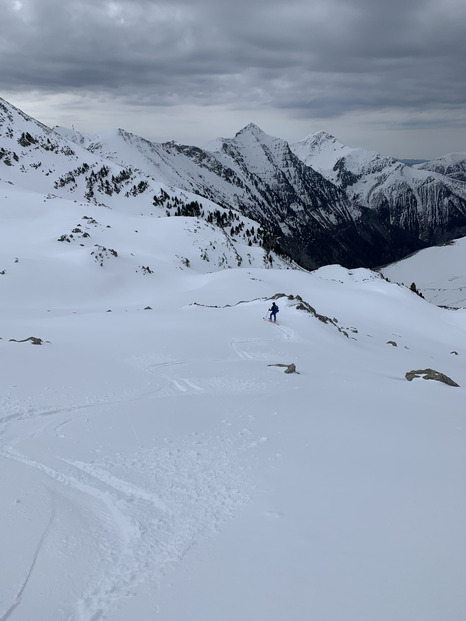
<box><xmin>405</xmin><ymin>368</ymin><xmax>460</xmax><ymax>386</ymax></box>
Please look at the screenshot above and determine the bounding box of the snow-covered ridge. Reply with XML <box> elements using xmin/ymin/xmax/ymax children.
<box><xmin>414</xmin><ymin>152</ymin><xmax>466</xmax><ymax>182</ymax></box>
<box><xmin>60</xmin><ymin>113</ymin><xmax>466</xmax><ymax>269</ymax></box>
<box><xmin>290</xmin><ymin>130</ymin><xmax>353</xmax><ymax>172</ymax></box>
<box><xmin>55</xmin><ymin>118</ymin><xmax>359</xmax><ymax>269</ymax></box>
<box><xmin>3</xmin><ymin>95</ymin><xmax>466</xmax><ymax>270</ymax></box>
<box><xmin>290</xmin><ymin>130</ymin><xmax>466</xmax><ymax>247</ymax></box>
<box><xmin>290</xmin><ymin>130</ymin><xmax>400</xmax><ymax>179</ymax></box>
<box><xmin>0</xmin><ymin>98</ymin><xmax>292</xmax><ymax>271</ymax></box>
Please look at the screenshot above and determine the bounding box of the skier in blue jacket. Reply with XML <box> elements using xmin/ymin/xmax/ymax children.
<box><xmin>269</xmin><ymin>302</ymin><xmax>279</xmax><ymax>322</ymax></box>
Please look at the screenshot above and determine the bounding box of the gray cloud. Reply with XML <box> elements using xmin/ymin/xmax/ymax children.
<box><xmin>1</xmin><ymin>0</ymin><xmax>466</xmax><ymax>157</ymax></box>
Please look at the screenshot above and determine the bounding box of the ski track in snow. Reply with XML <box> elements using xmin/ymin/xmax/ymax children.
<box><xmin>170</xmin><ymin>378</ymin><xmax>204</xmax><ymax>393</ymax></box>
<box><xmin>0</xmin><ymin>504</ymin><xmax>55</xmax><ymax>621</ymax></box>
<box><xmin>231</xmin><ymin>322</ymin><xmax>295</xmax><ymax>361</ymax></box>
<box><xmin>0</xmin><ymin>399</ymin><xmax>105</xmax><ymax>436</ymax></box>
<box><xmin>270</xmin><ymin>322</ymin><xmax>295</xmax><ymax>340</ymax></box>
<box><xmin>0</xmin><ymin>300</ymin><xmax>294</xmax><ymax>619</ymax></box>
<box><xmin>1</xmin><ymin>425</ymin><xmax>256</xmax><ymax>620</ymax></box>
<box><xmin>128</xmin><ymin>346</ymin><xmax>286</xmax><ymax>397</ymax></box>
<box><xmin>231</xmin><ymin>338</ymin><xmax>254</xmax><ymax>359</ymax></box>
<box><xmin>0</xmin><ymin>315</ymin><xmax>291</xmax><ymax>619</ymax></box>
<box><xmin>0</xmin><ymin>352</ymin><xmax>273</xmax><ymax>619</ymax></box>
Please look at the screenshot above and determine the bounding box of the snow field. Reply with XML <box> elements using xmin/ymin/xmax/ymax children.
<box><xmin>380</xmin><ymin>237</ymin><xmax>466</xmax><ymax>308</ymax></box>
<box><xmin>1</xmin><ymin>260</ymin><xmax>466</xmax><ymax>620</ymax></box>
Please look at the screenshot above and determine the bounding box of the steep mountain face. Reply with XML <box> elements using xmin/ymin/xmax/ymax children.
<box><xmin>0</xmin><ymin>98</ymin><xmax>163</xmax><ymax>207</ymax></box>
<box><xmin>203</xmin><ymin>124</ymin><xmax>431</xmax><ymax>268</ymax></box>
<box><xmin>290</xmin><ymin>132</ymin><xmax>466</xmax><ymax>247</ymax></box>
<box><xmin>414</xmin><ymin>153</ymin><xmax>466</xmax><ymax>183</ymax></box>
<box><xmin>195</xmin><ymin>124</ymin><xmax>367</xmax><ymax>268</ymax></box>
<box><xmin>57</xmin><ymin>123</ymin><xmax>363</xmax><ymax>265</ymax></box>
<box><xmin>0</xmin><ymin>98</ymin><xmax>288</xmax><ymax>272</ymax></box>
<box><xmin>55</xmin><ymin>124</ymin><xmax>354</xmax><ymax>267</ymax></box>
<box><xmin>4</xmin><ymin>95</ymin><xmax>466</xmax><ymax>270</ymax></box>
<box><xmin>60</xmin><ymin>123</ymin><xmax>436</xmax><ymax>269</ymax></box>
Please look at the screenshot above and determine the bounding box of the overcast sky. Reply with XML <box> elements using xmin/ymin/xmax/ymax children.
<box><xmin>2</xmin><ymin>0</ymin><xmax>466</xmax><ymax>158</ymax></box>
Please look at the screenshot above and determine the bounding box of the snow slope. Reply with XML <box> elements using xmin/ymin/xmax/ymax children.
<box><xmin>1</xmin><ymin>180</ymin><xmax>466</xmax><ymax>621</ymax></box>
<box><xmin>380</xmin><ymin>237</ymin><xmax>466</xmax><ymax>308</ymax></box>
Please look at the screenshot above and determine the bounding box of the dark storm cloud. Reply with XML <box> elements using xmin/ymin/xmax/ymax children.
<box><xmin>1</xmin><ymin>0</ymin><xmax>465</xmax><ymax>147</ymax></box>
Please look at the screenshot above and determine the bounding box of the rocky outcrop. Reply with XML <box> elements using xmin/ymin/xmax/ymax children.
<box><xmin>405</xmin><ymin>368</ymin><xmax>459</xmax><ymax>387</ymax></box>
<box><xmin>268</xmin><ymin>363</ymin><xmax>299</xmax><ymax>374</ymax></box>
<box><xmin>9</xmin><ymin>336</ymin><xmax>44</xmax><ymax>345</ymax></box>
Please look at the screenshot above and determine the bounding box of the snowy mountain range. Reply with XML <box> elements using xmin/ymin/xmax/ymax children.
<box><xmin>1</xmin><ymin>98</ymin><xmax>296</xmax><ymax>275</ymax></box>
<box><xmin>290</xmin><ymin>131</ymin><xmax>466</xmax><ymax>246</ymax></box>
<box><xmin>2</xmin><ymin>96</ymin><xmax>466</xmax><ymax>270</ymax></box>
<box><xmin>2</xmin><ymin>95</ymin><xmax>466</xmax><ymax>620</ymax></box>
<box><xmin>414</xmin><ymin>152</ymin><xmax>466</xmax><ymax>182</ymax></box>
<box><xmin>57</xmin><ymin>122</ymin><xmax>466</xmax><ymax>269</ymax></box>
<box><xmin>54</xmin><ymin>122</ymin><xmax>365</xmax><ymax>268</ymax></box>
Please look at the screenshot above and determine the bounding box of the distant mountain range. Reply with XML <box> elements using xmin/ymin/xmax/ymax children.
<box><xmin>2</xmin><ymin>96</ymin><xmax>466</xmax><ymax>270</ymax></box>
<box><xmin>414</xmin><ymin>153</ymin><xmax>466</xmax><ymax>183</ymax></box>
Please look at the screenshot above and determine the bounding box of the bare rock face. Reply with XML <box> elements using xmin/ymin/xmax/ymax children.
<box><xmin>405</xmin><ymin>368</ymin><xmax>459</xmax><ymax>387</ymax></box>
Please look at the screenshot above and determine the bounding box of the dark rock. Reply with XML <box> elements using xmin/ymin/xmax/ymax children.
<box><xmin>405</xmin><ymin>368</ymin><xmax>459</xmax><ymax>387</ymax></box>
<box><xmin>9</xmin><ymin>336</ymin><xmax>43</xmax><ymax>345</ymax></box>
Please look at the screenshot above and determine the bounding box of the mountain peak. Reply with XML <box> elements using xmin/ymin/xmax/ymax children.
<box><xmin>297</xmin><ymin>130</ymin><xmax>342</xmax><ymax>150</ymax></box>
<box><xmin>235</xmin><ymin>123</ymin><xmax>269</xmax><ymax>140</ymax></box>
<box><xmin>204</xmin><ymin>123</ymin><xmax>271</xmax><ymax>153</ymax></box>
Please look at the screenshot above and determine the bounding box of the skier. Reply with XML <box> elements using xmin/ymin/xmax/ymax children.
<box><xmin>268</xmin><ymin>302</ymin><xmax>279</xmax><ymax>322</ymax></box>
